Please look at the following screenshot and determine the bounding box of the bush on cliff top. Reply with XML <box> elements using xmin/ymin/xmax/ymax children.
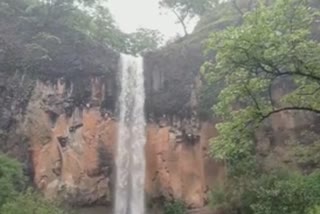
<box><xmin>0</xmin><ymin>0</ymin><xmax>163</xmax><ymax>78</ymax></box>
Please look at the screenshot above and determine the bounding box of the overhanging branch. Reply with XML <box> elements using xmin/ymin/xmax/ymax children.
<box><xmin>259</xmin><ymin>106</ymin><xmax>320</xmax><ymax>122</ymax></box>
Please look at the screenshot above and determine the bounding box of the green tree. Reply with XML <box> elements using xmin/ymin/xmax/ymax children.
<box><xmin>250</xmin><ymin>171</ymin><xmax>320</xmax><ymax>214</ymax></box>
<box><xmin>203</xmin><ymin>0</ymin><xmax>320</xmax><ymax>171</ymax></box>
<box><xmin>0</xmin><ymin>0</ymin><xmax>129</xmax><ymax>78</ymax></box>
<box><xmin>0</xmin><ymin>154</ymin><xmax>25</xmax><ymax>207</ymax></box>
<box><xmin>203</xmin><ymin>0</ymin><xmax>320</xmax><ymax>213</ymax></box>
<box><xmin>1</xmin><ymin>0</ymin><xmax>126</xmax><ymax>53</ymax></box>
<box><xmin>126</xmin><ymin>28</ymin><xmax>163</xmax><ymax>55</ymax></box>
<box><xmin>85</xmin><ymin>4</ymin><xmax>127</xmax><ymax>51</ymax></box>
<box><xmin>159</xmin><ymin>0</ymin><xmax>217</xmax><ymax>35</ymax></box>
<box><xmin>210</xmin><ymin>170</ymin><xmax>320</xmax><ymax>214</ymax></box>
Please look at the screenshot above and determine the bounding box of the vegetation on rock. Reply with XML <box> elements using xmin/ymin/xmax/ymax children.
<box><xmin>0</xmin><ymin>0</ymin><xmax>162</xmax><ymax>77</ymax></box>
<box><xmin>164</xmin><ymin>200</ymin><xmax>187</xmax><ymax>214</ymax></box>
<box><xmin>0</xmin><ymin>154</ymin><xmax>66</xmax><ymax>214</ymax></box>
<box><xmin>0</xmin><ymin>154</ymin><xmax>25</xmax><ymax>206</ymax></box>
<box><xmin>127</xmin><ymin>28</ymin><xmax>164</xmax><ymax>55</ymax></box>
<box><xmin>0</xmin><ymin>190</ymin><xmax>67</xmax><ymax>214</ymax></box>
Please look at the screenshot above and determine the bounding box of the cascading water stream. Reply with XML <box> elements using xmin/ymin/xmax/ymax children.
<box><xmin>115</xmin><ymin>54</ymin><xmax>146</xmax><ymax>214</ymax></box>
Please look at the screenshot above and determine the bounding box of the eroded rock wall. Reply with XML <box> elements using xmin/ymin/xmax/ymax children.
<box><xmin>145</xmin><ymin>121</ymin><xmax>224</xmax><ymax>208</ymax></box>
<box><xmin>22</xmin><ymin>77</ymin><xmax>224</xmax><ymax>208</ymax></box>
<box><xmin>26</xmin><ymin>79</ymin><xmax>116</xmax><ymax>205</ymax></box>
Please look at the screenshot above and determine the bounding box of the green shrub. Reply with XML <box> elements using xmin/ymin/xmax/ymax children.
<box><xmin>0</xmin><ymin>189</ymin><xmax>66</xmax><ymax>214</ymax></box>
<box><xmin>210</xmin><ymin>186</ymin><xmax>226</xmax><ymax>209</ymax></box>
<box><xmin>310</xmin><ymin>206</ymin><xmax>320</xmax><ymax>214</ymax></box>
<box><xmin>0</xmin><ymin>154</ymin><xmax>25</xmax><ymax>207</ymax></box>
<box><xmin>250</xmin><ymin>171</ymin><xmax>320</xmax><ymax>214</ymax></box>
<box><xmin>0</xmin><ymin>154</ymin><xmax>67</xmax><ymax>214</ymax></box>
<box><xmin>164</xmin><ymin>200</ymin><xmax>186</xmax><ymax>214</ymax></box>
<box><xmin>210</xmin><ymin>170</ymin><xmax>320</xmax><ymax>214</ymax></box>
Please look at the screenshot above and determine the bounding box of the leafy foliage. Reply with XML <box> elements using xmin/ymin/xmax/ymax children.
<box><xmin>160</xmin><ymin>0</ymin><xmax>218</xmax><ymax>16</ymax></box>
<box><xmin>0</xmin><ymin>0</ymin><xmax>163</xmax><ymax>78</ymax></box>
<box><xmin>250</xmin><ymin>172</ymin><xmax>320</xmax><ymax>214</ymax></box>
<box><xmin>198</xmin><ymin>76</ymin><xmax>228</xmax><ymax>120</ymax></box>
<box><xmin>203</xmin><ymin>0</ymin><xmax>320</xmax><ymax>171</ymax></box>
<box><xmin>202</xmin><ymin>0</ymin><xmax>320</xmax><ymax>213</ymax></box>
<box><xmin>0</xmin><ymin>154</ymin><xmax>66</xmax><ymax>213</ymax></box>
<box><xmin>311</xmin><ymin>206</ymin><xmax>320</xmax><ymax>214</ymax></box>
<box><xmin>285</xmin><ymin>131</ymin><xmax>320</xmax><ymax>171</ymax></box>
<box><xmin>210</xmin><ymin>170</ymin><xmax>320</xmax><ymax>214</ymax></box>
<box><xmin>127</xmin><ymin>28</ymin><xmax>164</xmax><ymax>55</ymax></box>
<box><xmin>159</xmin><ymin>0</ymin><xmax>218</xmax><ymax>35</ymax></box>
<box><xmin>0</xmin><ymin>154</ymin><xmax>25</xmax><ymax>206</ymax></box>
<box><xmin>0</xmin><ymin>189</ymin><xmax>67</xmax><ymax>214</ymax></box>
<box><xmin>164</xmin><ymin>200</ymin><xmax>187</xmax><ymax>214</ymax></box>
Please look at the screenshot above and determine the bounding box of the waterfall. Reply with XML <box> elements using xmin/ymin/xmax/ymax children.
<box><xmin>115</xmin><ymin>54</ymin><xmax>146</xmax><ymax>214</ymax></box>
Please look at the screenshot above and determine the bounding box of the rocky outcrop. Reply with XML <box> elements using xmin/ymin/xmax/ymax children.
<box><xmin>146</xmin><ymin>121</ymin><xmax>224</xmax><ymax>208</ymax></box>
<box><xmin>0</xmin><ymin>10</ymin><xmax>120</xmax><ymax>179</ymax></box>
<box><xmin>22</xmin><ymin>77</ymin><xmax>224</xmax><ymax>208</ymax></box>
<box><xmin>26</xmin><ymin>79</ymin><xmax>116</xmax><ymax>205</ymax></box>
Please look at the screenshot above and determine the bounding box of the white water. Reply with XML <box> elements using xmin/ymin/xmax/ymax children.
<box><xmin>115</xmin><ymin>54</ymin><xmax>146</xmax><ymax>214</ymax></box>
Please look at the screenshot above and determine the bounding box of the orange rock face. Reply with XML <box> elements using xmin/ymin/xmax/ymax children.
<box><xmin>25</xmin><ymin>80</ymin><xmax>224</xmax><ymax>208</ymax></box>
<box><xmin>145</xmin><ymin>122</ymin><xmax>224</xmax><ymax>208</ymax></box>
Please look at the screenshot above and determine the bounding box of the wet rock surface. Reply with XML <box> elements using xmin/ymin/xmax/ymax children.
<box><xmin>25</xmin><ymin>79</ymin><xmax>224</xmax><ymax>207</ymax></box>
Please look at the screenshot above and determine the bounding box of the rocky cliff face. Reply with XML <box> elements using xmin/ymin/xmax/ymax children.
<box><xmin>0</xmin><ymin>0</ymin><xmax>239</xmax><ymax>203</ymax></box>
<box><xmin>0</xmin><ymin>1</ymin><xmax>227</xmax><ymax>207</ymax></box>
<box><xmin>22</xmin><ymin>76</ymin><xmax>224</xmax><ymax>208</ymax></box>
<box><xmin>0</xmin><ymin>38</ymin><xmax>225</xmax><ymax>208</ymax></box>
<box><xmin>27</xmin><ymin>79</ymin><xmax>115</xmax><ymax>205</ymax></box>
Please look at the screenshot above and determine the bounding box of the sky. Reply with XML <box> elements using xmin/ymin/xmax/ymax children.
<box><xmin>107</xmin><ymin>0</ymin><xmax>195</xmax><ymax>40</ymax></box>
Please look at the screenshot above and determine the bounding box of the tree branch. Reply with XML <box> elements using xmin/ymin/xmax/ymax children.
<box><xmin>247</xmin><ymin>0</ymin><xmax>255</xmax><ymax>11</ymax></box>
<box><xmin>243</xmin><ymin>78</ymin><xmax>264</xmax><ymax>116</ymax></box>
<box><xmin>278</xmin><ymin>71</ymin><xmax>320</xmax><ymax>82</ymax></box>
<box><xmin>268</xmin><ymin>76</ymin><xmax>277</xmax><ymax>109</ymax></box>
<box><xmin>231</xmin><ymin>0</ymin><xmax>244</xmax><ymax>24</ymax></box>
<box><xmin>297</xmin><ymin>87</ymin><xmax>320</xmax><ymax>96</ymax></box>
<box><xmin>172</xmin><ymin>9</ymin><xmax>188</xmax><ymax>36</ymax></box>
<box><xmin>232</xmin><ymin>0</ymin><xmax>244</xmax><ymax>16</ymax></box>
<box><xmin>256</xmin><ymin>60</ymin><xmax>320</xmax><ymax>83</ymax></box>
<box><xmin>259</xmin><ymin>107</ymin><xmax>320</xmax><ymax>122</ymax></box>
